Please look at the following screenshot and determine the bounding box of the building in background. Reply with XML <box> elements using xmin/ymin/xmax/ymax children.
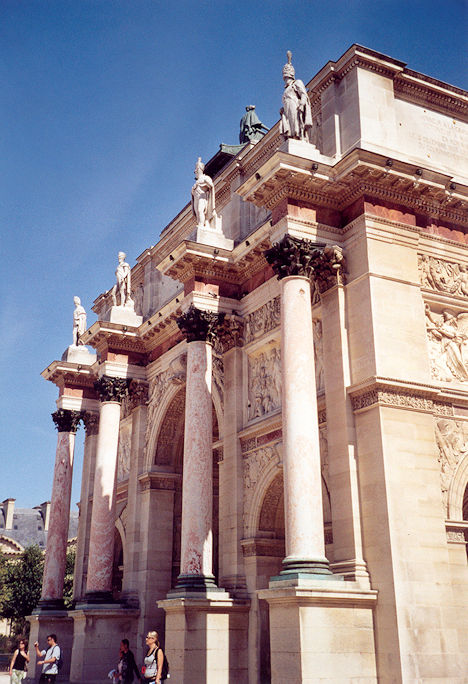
<box><xmin>28</xmin><ymin>45</ymin><xmax>468</xmax><ymax>683</ymax></box>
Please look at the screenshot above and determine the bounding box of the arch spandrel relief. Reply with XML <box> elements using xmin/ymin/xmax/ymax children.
<box><xmin>435</xmin><ymin>418</ymin><xmax>468</xmax><ymax>518</ymax></box>
<box><xmin>419</xmin><ymin>254</ymin><xmax>468</xmax><ymax>298</ymax></box>
<box><xmin>425</xmin><ymin>304</ymin><xmax>468</xmax><ymax>383</ymax></box>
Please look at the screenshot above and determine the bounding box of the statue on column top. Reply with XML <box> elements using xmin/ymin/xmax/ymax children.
<box><xmin>111</xmin><ymin>251</ymin><xmax>133</xmax><ymax>308</ymax></box>
<box><xmin>239</xmin><ymin>105</ymin><xmax>268</xmax><ymax>144</ymax></box>
<box><xmin>191</xmin><ymin>157</ymin><xmax>217</xmax><ymax>229</ymax></box>
<box><xmin>279</xmin><ymin>50</ymin><xmax>314</xmax><ymax>145</ymax></box>
<box><xmin>72</xmin><ymin>296</ymin><xmax>87</xmax><ymax>346</ymax></box>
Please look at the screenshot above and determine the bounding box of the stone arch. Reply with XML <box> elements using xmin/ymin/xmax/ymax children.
<box><xmin>448</xmin><ymin>453</ymin><xmax>468</xmax><ymax>520</ymax></box>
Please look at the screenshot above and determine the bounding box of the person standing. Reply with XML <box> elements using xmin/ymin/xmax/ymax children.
<box><xmin>34</xmin><ymin>634</ymin><xmax>60</xmax><ymax>683</ymax></box>
<box><xmin>120</xmin><ymin>639</ymin><xmax>141</xmax><ymax>683</ymax></box>
<box><xmin>142</xmin><ymin>632</ymin><xmax>164</xmax><ymax>683</ymax></box>
<box><xmin>9</xmin><ymin>638</ymin><xmax>29</xmax><ymax>683</ymax></box>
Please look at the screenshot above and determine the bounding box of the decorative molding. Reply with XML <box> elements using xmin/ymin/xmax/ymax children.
<box><xmin>138</xmin><ymin>472</ymin><xmax>180</xmax><ymax>492</ymax></box>
<box><xmin>351</xmin><ymin>386</ymin><xmax>434</xmax><ymax>412</ymax></box>
<box><xmin>247</xmin><ymin>346</ymin><xmax>281</xmax><ymax>421</ymax></box>
<box><xmin>51</xmin><ymin>408</ymin><xmax>82</xmax><ymax>433</ymax></box>
<box><xmin>81</xmin><ymin>411</ymin><xmax>100</xmax><ymax>435</ymax></box>
<box><xmin>176</xmin><ymin>305</ymin><xmax>225</xmax><ymax>345</ymax></box>
<box><xmin>425</xmin><ymin>304</ymin><xmax>468</xmax><ymax>383</ymax></box>
<box><xmin>94</xmin><ymin>375</ymin><xmax>130</xmax><ymax>403</ymax></box>
<box><xmin>419</xmin><ymin>254</ymin><xmax>468</xmax><ymax>298</ymax></box>
<box><xmin>245</xmin><ymin>296</ymin><xmax>281</xmax><ymax>344</ymax></box>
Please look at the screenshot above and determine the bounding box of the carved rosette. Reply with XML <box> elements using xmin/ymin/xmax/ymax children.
<box><xmin>176</xmin><ymin>305</ymin><xmax>225</xmax><ymax>345</ymax></box>
<box><xmin>81</xmin><ymin>411</ymin><xmax>100</xmax><ymax>435</ymax></box>
<box><xmin>264</xmin><ymin>235</ymin><xmax>345</xmax><ymax>292</ymax></box>
<box><xmin>51</xmin><ymin>409</ymin><xmax>82</xmax><ymax>433</ymax></box>
<box><xmin>94</xmin><ymin>375</ymin><xmax>130</xmax><ymax>403</ymax></box>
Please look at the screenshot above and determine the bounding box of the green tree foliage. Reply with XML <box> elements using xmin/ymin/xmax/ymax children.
<box><xmin>0</xmin><ymin>545</ymin><xmax>44</xmax><ymax>635</ymax></box>
<box><xmin>63</xmin><ymin>548</ymin><xmax>76</xmax><ymax>609</ymax></box>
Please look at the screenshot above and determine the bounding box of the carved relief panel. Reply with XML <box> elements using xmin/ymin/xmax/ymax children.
<box><xmin>247</xmin><ymin>345</ymin><xmax>281</xmax><ymax>421</ymax></box>
<box><xmin>419</xmin><ymin>254</ymin><xmax>468</xmax><ymax>297</ymax></box>
<box><xmin>117</xmin><ymin>418</ymin><xmax>132</xmax><ymax>482</ymax></box>
<box><xmin>425</xmin><ymin>304</ymin><xmax>468</xmax><ymax>383</ymax></box>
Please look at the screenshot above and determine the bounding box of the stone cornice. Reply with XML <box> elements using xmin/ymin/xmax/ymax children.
<box><xmin>237</xmin><ymin>147</ymin><xmax>468</xmax><ymax>227</ymax></box>
<box><xmin>83</xmin><ymin>320</ymin><xmax>147</xmax><ymax>356</ymax></box>
<box><xmin>42</xmin><ymin>360</ymin><xmax>97</xmax><ymax>392</ymax></box>
<box><xmin>348</xmin><ymin>376</ymin><xmax>468</xmax><ymax>415</ymax></box>
<box><xmin>138</xmin><ymin>471</ymin><xmax>182</xmax><ymax>492</ymax></box>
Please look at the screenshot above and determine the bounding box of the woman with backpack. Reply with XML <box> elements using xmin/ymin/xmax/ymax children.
<box><xmin>141</xmin><ymin>631</ymin><xmax>167</xmax><ymax>683</ymax></box>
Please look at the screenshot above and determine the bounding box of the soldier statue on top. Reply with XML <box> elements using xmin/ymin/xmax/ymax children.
<box><xmin>280</xmin><ymin>50</ymin><xmax>315</xmax><ymax>145</ymax></box>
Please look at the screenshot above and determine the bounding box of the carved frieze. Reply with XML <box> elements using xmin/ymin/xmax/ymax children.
<box><xmin>435</xmin><ymin>418</ymin><xmax>468</xmax><ymax>514</ymax></box>
<box><xmin>425</xmin><ymin>304</ymin><xmax>468</xmax><ymax>383</ymax></box>
<box><xmin>176</xmin><ymin>305</ymin><xmax>225</xmax><ymax>345</ymax></box>
<box><xmin>351</xmin><ymin>387</ymin><xmax>434</xmax><ymax>412</ymax></box>
<box><xmin>419</xmin><ymin>254</ymin><xmax>468</xmax><ymax>297</ymax></box>
<box><xmin>247</xmin><ymin>347</ymin><xmax>281</xmax><ymax>421</ymax></box>
<box><xmin>245</xmin><ymin>297</ymin><xmax>281</xmax><ymax>344</ymax></box>
<box><xmin>51</xmin><ymin>409</ymin><xmax>82</xmax><ymax>433</ymax></box>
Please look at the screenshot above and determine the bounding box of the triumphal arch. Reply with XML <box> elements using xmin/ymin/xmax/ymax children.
<box><xmin>28</xmin><ymin>45</ymin><xmax>468</xmax><ymax>683</ymax></box>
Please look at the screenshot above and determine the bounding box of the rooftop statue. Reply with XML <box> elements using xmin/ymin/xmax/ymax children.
<box><xmin>191</xmin><ymin>157</ymin><xmax>217</xmax><ymax>229</ymax></box>
<box><xmin>239</xmin><ymin>105</ymin><xmax>268</xmax><ymax>144</ymax></box>
<box><xmin>279</xmin><ymin>50</ymin><xmax>314</xmax><ymax>144</ymax></box>
<box><xmin>111</xmin><ymin>251</ymin><xmax>133</xmax><ymax>308</ymax></box>
<box><xmin>72</xmin><ymin>296</ymin><xmax>87</xmax><ymax>346</ymax></box>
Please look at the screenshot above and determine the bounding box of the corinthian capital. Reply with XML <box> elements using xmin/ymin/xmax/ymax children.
<box><xmin>52</xmin><ymin>409</ymin><xmax>82</xmax><ymax>433</ymax></box>
<box><xmin>265</xmin><ymin>236</ymin><xmax>345</xmax><ymax>292</ymax></box>
<box><xmin>94</xmin><ymin>375</ymin><xmax>130</xmax><ymax>403</ymax></box>
<box><xmin>176</xmin><ymin>305</ymin><xmax>225</xmax><ymax>345</ymax></box>
<box><xmin>81</xmin><ymin>411</ymin><xmax>100</xmax><ymax>435</ymax></box>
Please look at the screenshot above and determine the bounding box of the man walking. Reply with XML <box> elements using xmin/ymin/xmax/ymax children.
<box><xmin>120</xmin><ymin>639</ymin><xmax>140</xmax><ymax>683</ymax></box>
<box><xmin>34</xmin><ymin>634</ymin><xmax>60</xmax><ymax>683</ymax></box>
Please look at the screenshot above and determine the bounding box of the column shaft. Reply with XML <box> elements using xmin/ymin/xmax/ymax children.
<box><xmin>85</xmin><ymin>401</ymin><xmax>121</xmax><ymax>599</ymax></box>
<box><xmin>178</xmin><ymin>339</ymin><xmax>214</xmax><ymax>587</ymax></box>
<box><xmin>281</xmin><ymin>275</ymin><xmax>329</xmax><ymax>574</ymax></box>
<box><xmin>40</xmin><ymin>430</ymin><xmax>76</xmax><ymax>606</ymax></box>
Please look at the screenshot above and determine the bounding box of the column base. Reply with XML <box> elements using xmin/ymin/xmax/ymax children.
<box><xmin>272</xmin><ymin>556</ymin><xmax>337</xmax><ymax>581</ymax></box>
<box><xmin>34</xmin><ymin>597</ymin><xmax>66</xmax><ymax>611</ymax></box>
<box><xmin>80</xmin><ymin>590</ymin><xmax>115</xmax><ymax>605</ymax></box>
<box><xmin>69</xmin><ymin>605</ymin><xmax>139</xmax><ymax>684</ymax></box>
<box><xmin>259</xmin><ymin>578</ymin><xmax>378</xmax><ymax>683</ymax></box>
<box><xmin>158</xmin><ymin>594</ymin><xmax>250</xmax><ymax>684</ymax></box>
<box><xmin>171</xmin><ymin>572</ymin><xmax>224</xmax><ymax>593</ymax></box>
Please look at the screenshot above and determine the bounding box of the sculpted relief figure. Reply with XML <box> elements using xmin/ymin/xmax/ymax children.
<box><xmin>191</xmin><ymin>157</ymin><xmax>217</xmax><ymax>229</ymax></box>
<box><xmin>248</xmin><ymin>348</ymin><xmax>281</xmax><ymax>421</ymax></box>
<box><xmin>435</xmin><ymin>419</ymin><xmax>468</xmax><ymax>512</ymax></box>
<box><xmin>313</xmin><ymin>319</ymin><xmax>325</xmax><ymax>392</ymax></box>
<box><xmin>72</xmin><ymin>296</ymin><xmax>87</xmax><ymax>346</ymax></box>
<box><xmin>425</xmin><ymin>304</ymin><xmax>468</xmax><ymax>382</ymax></box>
<box><xmin>279</xmin><ymin>50</ymin><xmax>314</xmax><ymax>144</ymax></box>
<box><xmin>112</xmin><ymin>251</ymin><xmax>133</xmax><ymax>308</ymax></box>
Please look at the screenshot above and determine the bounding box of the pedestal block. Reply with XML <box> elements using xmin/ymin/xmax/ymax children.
<box><xmin>259</xmin><ymin>578</ymin><xmax>378</xmax><ymax>684</ymax></box>
<box><xmin>26</xmin><ymin>611</ymin><xmax>74</xmax><ymax>683</ymax></box>
<box><xmin>159</xmin><ymin>593</ymin><xmax>249</xmax><ymax>684</ymax></box>
<box><xmin>69</xmin><ymin>606</ymin><xmax>139</xmax><ymax>684</ymax></box>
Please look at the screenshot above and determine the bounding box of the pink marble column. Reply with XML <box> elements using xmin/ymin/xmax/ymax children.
<box><xmin>265</xmin><ymin>235</ymin><xmax>331</xmax><ymax>576</ymax></box>
<box><xmin>39</xmin><ymin>409</ymin><xmax>81</xmax><ymax>609</ymax></box>
<box><xmin>174</xmin><ymin>305</ymin><xmax>224</xmax><ymax>590</ymax></box>
<box><xmin>85</xmin><ymin>376</ymin><xmax>129</xmax><ymax>602</ymax></box>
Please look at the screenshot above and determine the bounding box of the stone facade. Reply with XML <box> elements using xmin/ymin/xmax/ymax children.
<box><xmin>32</xmin><ymin>45</ymin><xmax>468</xmax><ymax>683</ymax></box>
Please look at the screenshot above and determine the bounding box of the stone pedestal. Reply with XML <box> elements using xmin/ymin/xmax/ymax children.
<box><xmin>159</xmin><ymin>593</ymin><xmax>249</xmax><ymax>684</ymax></box>
<box><xmin>26</xmin><ymin>610</ymin><xmax>74</xmax><ymax>683</ymax></box>
<box><xmin>108</xmin><ymin>305</ymin><xmax>143</xmax><ymax>326</ymax></box>
<box><xmin>196</xmin><ymin>216</ymin><xmax>234</xmax><ymax>250</ymax></box>
<box><xmin>69</xmin><ymin>606</ymin><xmax>139</xmax><ymax>684</ymax></box>
<box><xmin>61</xmin><ymin>345</ymin><xmax>97</xmax><ymax>364</ymax></box>
<box><xmin>259</xmin><ymin>578</ymin><xmax>378</xmax><ymax>684</ymax></box>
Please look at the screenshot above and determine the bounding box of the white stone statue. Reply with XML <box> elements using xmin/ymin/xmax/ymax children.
<box><xmin>111</xmin><ymin>251</ymin><xmax>133</xmax><ymax>308</ymax></box>
<box><xmin>280</xmin><ymin>50</ymin><xmax>314</xmax><ymax>144</ymax></box>
<box><xmin>72</xmin><ymin>296</ymin><xmax>87</xmax><ymax>346</ymax></box>
<box><xmin>191</xmin><ymin>157</ymin><xmax>217</xmax><ymax>229</ymax></box>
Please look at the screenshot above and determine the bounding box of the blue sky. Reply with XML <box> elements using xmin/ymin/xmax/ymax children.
<box><xmin>1</xmin><ymin>0</ymin><xmax>467</xmax><ymax>510</ymax></box>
